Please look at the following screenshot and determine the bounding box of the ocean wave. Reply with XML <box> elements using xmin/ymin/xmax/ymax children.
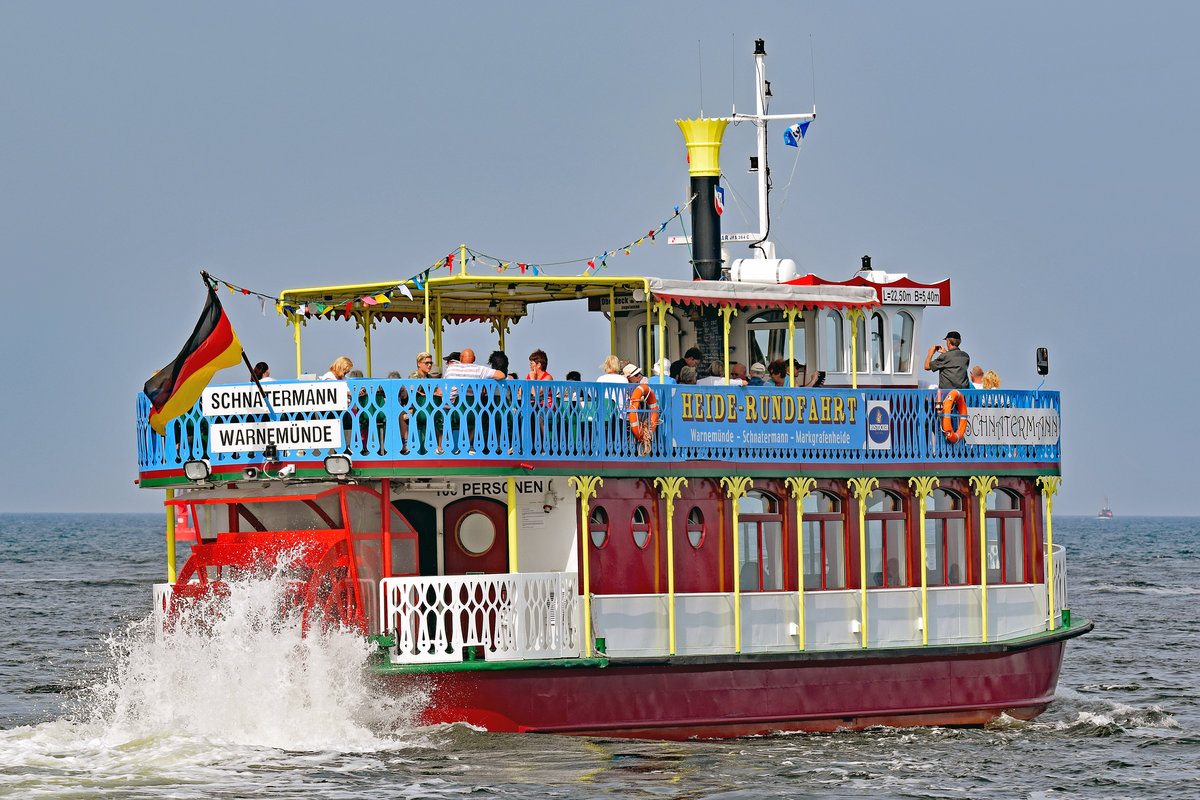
<box><xmin>1043</xmin><ymin>688</ymin><xmax>1181</xmax><ymax>735</ymax></box>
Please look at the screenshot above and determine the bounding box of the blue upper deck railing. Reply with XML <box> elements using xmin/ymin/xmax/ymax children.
<box><xmin>136</xmin><ymin>379</ymin><xmax>1061</xmax><ymax>474</ymax></box>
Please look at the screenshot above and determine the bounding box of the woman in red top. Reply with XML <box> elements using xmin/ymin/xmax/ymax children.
<box><xmin>526</xmin><ymin>349</ymin><xmax>552</xmax><ymax>381</ymax></box>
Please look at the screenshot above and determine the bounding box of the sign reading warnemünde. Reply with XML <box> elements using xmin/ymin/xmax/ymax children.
<box><xmin>672</xmin><ymin>388</ymin><xmax>865</xmax><ymax>449</ymax></box>
<box><xmin>201</xmin><ymin>382</ymin><xmax>349</xmax><ymax>416</ymax></box>
<box><xmin>962</xmin><ymin>407</ymin><xmax>1060</xmax><ymax>446</ymax></box>
<box><xmin>202</xmin><ymin>382</ymin><xmax>349</xmax><ymax>454</ymax></box>
<box><xmin>210</xmin><ymin>419</ymin><xmax>344</xmax><ymax>454</ymax></box>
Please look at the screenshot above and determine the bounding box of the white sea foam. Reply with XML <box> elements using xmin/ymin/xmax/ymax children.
<box><xmin>1038</xmin><ymin>686</ymin><xmax>1181</xmax><ymax>733</ymax></box>
<box><xmin>0</xmin><ymin>557</ymin><xmax>434</xmax><ymax>793</ymax></box>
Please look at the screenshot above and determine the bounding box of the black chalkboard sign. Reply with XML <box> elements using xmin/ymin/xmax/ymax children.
<box><xmin>694</xmin><ymin>315</ymin><xmax>725</xmax><ymax>364</ymax></box>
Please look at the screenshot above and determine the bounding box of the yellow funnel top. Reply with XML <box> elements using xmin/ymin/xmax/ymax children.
<box><xmin>676</xmin><ymin>118</ymin><xmax>729</xmax><ymax>177</ymax></box>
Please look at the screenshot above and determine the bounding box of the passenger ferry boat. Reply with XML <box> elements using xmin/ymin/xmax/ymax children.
<box><xmin>137</xmin><ymin>40</ymin><xmax>1089</xmax><ymax>739</ymax></box>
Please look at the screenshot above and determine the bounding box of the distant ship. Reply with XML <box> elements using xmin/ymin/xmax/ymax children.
<box><xmin>1098</xmin><ymin>498</ymin><xmax>1114</xmax><ymax>519</ymax></box>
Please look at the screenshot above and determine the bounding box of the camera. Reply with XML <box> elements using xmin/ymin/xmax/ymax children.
<box><xmin>278</xmin><ymin>463</ymin><xmax>296</xmax><ymax>478</ymax></box>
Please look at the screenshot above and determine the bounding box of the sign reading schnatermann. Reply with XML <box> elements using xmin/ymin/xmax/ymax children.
<box><xmin>201</xmin><ymin>382</ymin><xmax>349</xmax><ymax>416</ymax></box>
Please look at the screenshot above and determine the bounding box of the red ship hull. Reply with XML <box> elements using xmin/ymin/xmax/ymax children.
<box><xmin>384</xmin><ymin>624</ymin><xmax>1089</xmax><ymax>739</ymax></box>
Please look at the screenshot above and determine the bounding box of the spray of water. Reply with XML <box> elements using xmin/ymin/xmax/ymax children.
<box><xmin>66</xmin><ymin>551</ymin><xmax>430</xmax><ymax>752</ymax></box>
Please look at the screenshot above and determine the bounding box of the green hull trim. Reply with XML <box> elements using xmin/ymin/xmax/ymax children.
<box><xmin>368</xmin><ymin>617</ymin><xmax>1091</xmax><ymax>675</ymax></box>
<box><xmin>139</xmin><ymin>462</ymin><xmax>1060</xmax><ymax>489</ymax></box>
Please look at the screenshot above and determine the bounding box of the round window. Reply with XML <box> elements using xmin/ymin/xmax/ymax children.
<box><xmin>589</xmin><ymin>506</ymin><xmax>609</xmax><ymax>548</ymax></box>
<box><xmin>457</xmin><ymin>511</ymin><xmax>496</xmax><ymax>555</ymax></box>
<box><xmin>686</xmin><ymin>507</ymin><xmax>705</xmax><ymax>548</ymax></box>
<box><xmin>632</xmin><ymin>506</ymin><xmax>651</xmax><ymax>550</ymax></box>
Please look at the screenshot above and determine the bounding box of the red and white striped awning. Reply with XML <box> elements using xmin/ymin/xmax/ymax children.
<box><xmin>645</xmin><ymin>277</ymin><xmax>878</xmax><ymax>310</ymax></box>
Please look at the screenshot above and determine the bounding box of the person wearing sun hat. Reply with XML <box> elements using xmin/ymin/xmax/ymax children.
<box><xmin>622</xmin><ymin>362</ymin><xmax>646</xmax><ymax>383</ymax></box>
<box><xmin>924</xmin><ymin>330</ymin><xmax>971</xmax><ymax>389</ymax></box>
<box><xmin>651</xmin><ymin>357</ymin><xmax>676</xmax><ymax>384</ymax></box>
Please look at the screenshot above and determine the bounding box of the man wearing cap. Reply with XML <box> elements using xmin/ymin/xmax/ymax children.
<box><xmin>748</xmin><ymin>362</ymin><xmax>768</xmax><ymax>386</ymax></box>
<box><xmin>924</xmin><ymin>331</ymin><xmax>971</xmax><ymax>389</ymax></box>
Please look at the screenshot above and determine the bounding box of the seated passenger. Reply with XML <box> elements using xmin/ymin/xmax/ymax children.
<box><xmin>596</xmin><ymin>355</ymin><xmax>626</xmax><ymax>384</ymax></box>
<box><xmin>320</xmin><ymin>356</ymin><xmax>353</xmax><ymax>381</ymax></box>
<box><xmin>748</xmin><ymin>362</ymin><xmax>767</xmax><ymax>386</ymax></box>
<box><xmin>526</xmin><ymin>349</ymin><xmax>552</xmax><ymax>381</ymax></box>
<box><xmin>698</xmin><ymin>361</ymin><xmax>725</xmax><ymax>385</ymax></box>
<box><xmin>651</xmin><ymin>358</ymin><xmax>676</xmax><ymax>384</ymax></box>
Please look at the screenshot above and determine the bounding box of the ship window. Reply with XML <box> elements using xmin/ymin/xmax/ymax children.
<box><xmin>925</xmin><ymin>489</ymin><xmax>967</xmax><ymax>585</ymax></box>
<box><xmin>738</xmin><ymin>491</ymin><xmax>783</xmax><ymax>591</ymax></box>
<box><xmin>853</xmin><ymin>313</ymin><xmax>868</xmax><ymax>373</ymax></box>
<box><xmin>869</xmin><ymin>312</ymin><xmax>886</xmax><ymax>373</ymax></box>
<box><xmin>637</xmin><ymin>322</ymin><xmax>671</xmax><ymax>375</ymax></box>
<box><xmin>892</xmin><ymin>311</ymin><xmax>914</xmax><ymax>373</ymax></box>
<box><xmin>802</xmin><ymin>491</ymin><xmax>845</xmax><ymax>589</ymax></box>
<box><xmin>986</xmin><ymin>489</ymin><xmax>1025</xmax><ymax>583</ymax></box>
<box><xmin>686</xmin><ymin>507</ymin><xmax>705</xmax><ymax>548</ymax></box>
<box><xmin>865</xmin><ymin>489</ymin><xmax>907</xmax><ymax>587</ymax></box>
<box><xmin>747</xmin><ymin>310</ymin><xmax>804</xmax><ymax>368</ymax></box>
<box><xmin>589</xmin><ymin>506</ymin><xmax>610</xmax><ymax>549</ymax></box>
<box><xmin>457</xmin><ymin>511</ymin><xmax>496</xmax><ymax>556</ymax></box>
<box><xmin>823</xmin><ymin>310</ymin><xmax>845</xmax><ymax>372</ymax></box>
<box><xmin>631</xmin><ymin>505</ymin><xmax>652</xmax><ymax>549</ymax></box>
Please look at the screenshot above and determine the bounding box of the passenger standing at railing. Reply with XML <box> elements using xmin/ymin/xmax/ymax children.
<box><xmin>678</xmin><ymin>365</ymin><xmax>698</xmax><ymax>385</ymax></box>
<box><xmin>252</xmin><ymin>361</ymin><xmax>275</xmax><ymax>382</ymax></box>
<box><xmin>982</xmin><ymin>370</ymin><xmax>1001</xmax><ymax>390</ymax></box>
<box><xmin>924</xmin><ymin>331</ymin><xmax>971</xmax><ymax>389</ymax></box>
<box><xmin>969</xmin><ymin>366</ymin><xmax>984</xmax><ymax>390</ymax></box>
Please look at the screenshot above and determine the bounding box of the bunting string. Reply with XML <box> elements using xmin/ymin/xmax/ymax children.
<box><xmin>200</xmin><ymin>197</ymin><xmax>694</xmax><ymax>319</ymax></box>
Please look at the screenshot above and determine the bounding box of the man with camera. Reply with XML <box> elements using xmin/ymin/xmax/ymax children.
<box><xmin>924</xmin><ymin>331</ymin><xmax>971</xmax><ymax>389</ymax></box>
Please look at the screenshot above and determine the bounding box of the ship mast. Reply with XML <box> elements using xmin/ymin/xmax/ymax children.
<box><xmin>730</xmin><ymin>39</ymin><xmax>816</xmax><ymax>259</ymax></box>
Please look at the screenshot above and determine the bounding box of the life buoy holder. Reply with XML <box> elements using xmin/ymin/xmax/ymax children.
<box><xmin>941</xmin><ymin>389</ymin><xmax>968</xmax><ymax>444</ymax></box>
<box><xmin>627</xmin><ymin>384</ymin><xmax>660</xmax><ymax>442</ymax></box>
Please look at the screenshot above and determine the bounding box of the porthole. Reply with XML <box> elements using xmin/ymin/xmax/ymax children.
<box><xmin>686</xmin><ymin>507</ymin><xmax>705</xmax><ymax>548</ymax></box>
<box><xmin>632</xmin><ymin>505</ymin><xmax>652</xmax><ymax>549</ymax></box>
<box><xmin>457</xmin><ymin>511</ymin><xmax>496</xmax><ymax>555</ymax></box>
<box><xmin>589</xmin><ymin>506</ymin><xmax>609</xmax><ymax>548</ymax></box>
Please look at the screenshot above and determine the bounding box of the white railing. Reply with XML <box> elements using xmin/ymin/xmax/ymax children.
<box><xmin>1051</xmin><ymin>544</ymin><xmax>1067</xmax><ymax>623</ymax></box>
<box><xmin>379</xmin><ymin>572</ymin><xmax>581</xmax><ymax>664</ymax></box>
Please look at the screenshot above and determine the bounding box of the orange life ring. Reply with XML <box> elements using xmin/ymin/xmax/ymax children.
<box><xmin>627</xmin><ymin>384</ymin><xmax>659</xmax><ymax>440</ymax></box>
<box><xmin>941</xmin><ymin>389</ymin><xmax>968</xmax><ymax>444</ymax></box>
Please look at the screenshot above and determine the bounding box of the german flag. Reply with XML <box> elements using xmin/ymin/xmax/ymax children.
<box><xmin>144</xmin><ymin>284</ymin><xmax>243</xmax><ymax>435</ymax></box>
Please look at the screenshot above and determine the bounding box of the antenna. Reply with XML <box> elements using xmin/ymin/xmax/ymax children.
<box><xmin>809</xmin><ymin>34</ymin><xmax>818</xmax><ymax>110</ymax></box>
<box><xmin>697</xmin><ymin>40</ymin><xmax>704</xmax><ymax>116</ymax></box>
<box><xmin>730</xmin><ymin>33</ymin><xmax>736</xmax><ymax>115</ymax></box>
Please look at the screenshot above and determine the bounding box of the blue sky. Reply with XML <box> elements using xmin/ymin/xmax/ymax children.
<box><xmin>1</xmin><ymin>2</ymin><xmax>1195</xmax><ymax>515</ymax></box>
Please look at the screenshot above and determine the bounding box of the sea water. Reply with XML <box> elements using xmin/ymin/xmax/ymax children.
<box><xmin>0</xmin><ymin>513</ymin><xmax>1196</xmax><ymax>799</ymax></box>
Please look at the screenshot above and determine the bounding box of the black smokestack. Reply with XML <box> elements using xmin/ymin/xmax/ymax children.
<box><xmin>690</xmin><ymin>176</ymin><xmax>721</xmax><ymax>280</ymax></box>
<box><xmin>676</xmin><ymin>118</ymin><xmax>730</xmax><ymax>281</ymax></box>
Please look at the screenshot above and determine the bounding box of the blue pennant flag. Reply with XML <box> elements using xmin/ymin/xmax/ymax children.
<box><xmin>782</xmin><ymin>121</ymin><xmax>810</xmax><ymax>148</ymax></box>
